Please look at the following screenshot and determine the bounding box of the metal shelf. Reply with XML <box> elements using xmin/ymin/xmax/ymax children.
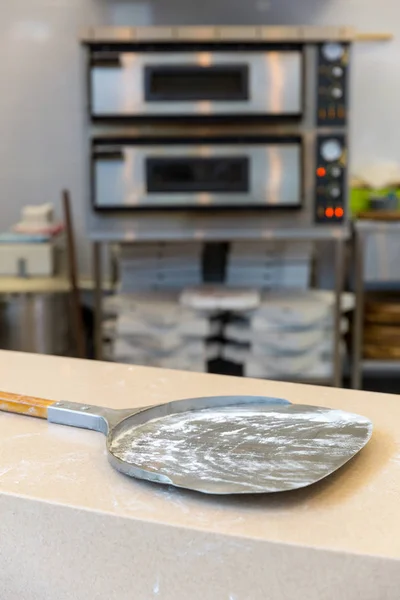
<box><xmin>351</xmin><ymin>222</ymin><xmax>400</xmax><ymax>388</ymax></box>
<box><xmin>89</xmin><ymin>226</ymin><xmax>350</xmax><ymax>244</ymax></box>
<box><xmin>362</xmin><ymin>360</ymin><xmax>400</xmax><ymax>374</ymax></box>
<box><xmin>0</xmin><ymin>277</ymin><xmax>114</xmax><ymax>295</ymax></box>
<box><xmin>271</xmin><ymin>376</ymin><xmax>333</xmax><ymax>386</ymax></box>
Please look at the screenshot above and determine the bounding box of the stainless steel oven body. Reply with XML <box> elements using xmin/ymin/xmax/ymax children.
<box><xmin>82</xmin><ymin>27</ymin><xmax>352</xmax><ymax>239</ymax></box>
<box><xmin>91</xmin><ymin>50</ymin><xmax>302</xmax><ymax>119</ymax></box>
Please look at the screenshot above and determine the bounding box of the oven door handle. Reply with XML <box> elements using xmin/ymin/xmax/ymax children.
<box><xmin>93</xmin><ymin>149</ymin><xmax>124</xmax><ymax>161</ymax></box>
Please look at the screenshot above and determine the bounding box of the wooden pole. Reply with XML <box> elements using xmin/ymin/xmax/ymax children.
<box><xmin>62</xmin><ymin>190</ymin><xmax>86</xmax><ymax>359</ymax></box>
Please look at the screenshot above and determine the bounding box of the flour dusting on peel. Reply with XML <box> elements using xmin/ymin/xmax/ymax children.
<box><xmin>109</xmin><ymin>405</ymin><xmax>372</xmax><ymax>494</ymax></box>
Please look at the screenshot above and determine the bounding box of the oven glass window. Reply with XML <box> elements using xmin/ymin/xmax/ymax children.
<box><xmin>146</xmin><ymin>157</ymin><xmax>249</xmax><ymax>193</ymax></box>
<box><xmin>145</xmin><ymin>65</ymin><xmax>249</xmax><ymax>102</ymax></box>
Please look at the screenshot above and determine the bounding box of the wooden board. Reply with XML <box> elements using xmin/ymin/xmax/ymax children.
<box><xmin>366</xmin><ymin>293</ymin><xmax>400</xmax><ymax>315</ymax></box>
<box><xmin>357</xmin><ymin>211</ymin><xmax>400</xmax><ymax>221</ymax></box>
<box><xmin>364</xmin><ymin>324</ymin><xmax>400</xmax><ymax>344</ymax></box>
<box><xmin>364</xmin><ymin>344</ymin><xmax>400</xmax><ymax>360</ymax></box>
<box><xmin>355</xmin><ymin>33</ymin><xmax>394</xmax><ymax>42</ymax></box>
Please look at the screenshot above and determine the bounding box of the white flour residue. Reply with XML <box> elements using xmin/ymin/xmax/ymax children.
<box><xmin>0</xmin><ymin>451</ymin><xmax>91</xmax><ymax>486</ymax></box>
<box><xmin>7</xmin><ymin>432</ymin><xmax>42</xmax><ymax>441</ymax></box>
<box><xmin>109</xmin><ymin>405</ymin><xmax>372</xmax><ymax>494</ymax></box>
<box><xmin>390</xmin><ymin>451</ymin><xmax>400</xmax><ymax>466</ymax></box>
<box><xmin>0</xmin><ymin>466</ymin><xmax>13</xmax><ymax>478</ymax></box>
<box><xmin>153</xmin><ymin>577</ymin><xmax>160</xmax><ymax>595</ymax></box>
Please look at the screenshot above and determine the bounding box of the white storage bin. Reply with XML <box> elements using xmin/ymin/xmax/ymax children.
<box><xmin>0</xmin><ymin>243</ymin><xmax>54</xmax><ymax>276</ymax></box>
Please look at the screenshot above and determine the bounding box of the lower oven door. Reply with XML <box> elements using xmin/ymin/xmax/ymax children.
<box><xmin>93</xmin><ymin>138</ymin><xmax>302</xmax><ymax>210</ymax></box>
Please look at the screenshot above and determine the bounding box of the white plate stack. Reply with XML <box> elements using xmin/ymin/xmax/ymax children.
<box><xmin>226</xmin><ymin>241</ymin><xmax>312</xmax><ymax>290</ymax></box>
<box><xmin>104</xmin><ymin>292</ymin><xmax>220</xmax><ymax>372</ymax></box>
<box><xmin>118</xmin><ymin>243</ymin><xmax>203</xmax><ymax>292</ymax></box>
<box><xmin>180</xmin><ymin>286</ymin><xmax>261</xmax><ymax>312</ymax></box>
<box><xmin>222</xmin><ymin>290</ymin><xmax>354</xmax><ymax>381</ymax></box>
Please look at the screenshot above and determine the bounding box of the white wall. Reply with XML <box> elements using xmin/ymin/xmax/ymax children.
<box><xmin>0</xmin><ymin>0</ymin><xmax>399</xmax><ymax>274</ymax></box>
<box><xmin>0</xmin><ymin>0</ymin><xmax>111</xmax><ymax>274</ymax></box>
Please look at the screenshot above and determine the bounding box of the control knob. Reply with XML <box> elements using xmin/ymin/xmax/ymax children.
<box><xmin>320</xmin><ymin>139</ymin><xmax>343</xmax><ymax>162</ymax></box>
<box><xmin>328</xmin><ymin>185</ymin><xmax>341</xmax><ymax>199</ymax></box>
<box><xmin>332</xmin><ymin>66</ymin><xmax>344</xmax><ymax>78</ymax></box>
<box><xmin>330</xmin><ymin>166</ymin><xmax>342</xmax><ymax>178</ymax></box>
<box><xmin>322</xmin><ymin>43</ymin><xmax>345</xmax><ymax>62</ymax></box>
<box><xmin>331</xmin><ymin>86</ymin><xmax>343</xmax><ymax>99</ymax></box>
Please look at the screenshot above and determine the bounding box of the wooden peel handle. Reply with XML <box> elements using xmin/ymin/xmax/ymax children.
<box><xmin>0</xmin><ymin>390</ymin><xmax>55</xmax><ymax>419</ymax></box>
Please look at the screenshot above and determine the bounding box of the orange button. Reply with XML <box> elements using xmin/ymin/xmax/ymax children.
<box><xmin>325</xmin><ymin>207</ymin><xmax>334</xmax><ymax>218</ymax></box>
<box><xmin>335</xmin><ymin>207</ymin><xmax>344</xmax><ymax>218</ymax></box>
<box><xmin>317</xmin><ymin>167</ymin><xmax>326</xmax><ymax>177</ymax></box>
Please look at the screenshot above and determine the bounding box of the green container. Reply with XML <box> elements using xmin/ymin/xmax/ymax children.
<box><xmin>349</xmin><ymin>187</ymin><xmax>400</xmax><ymax>218</ymax></box>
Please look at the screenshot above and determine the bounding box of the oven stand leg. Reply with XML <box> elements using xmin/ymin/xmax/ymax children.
<box><xmin>351</xmin><ymin>227</ymin><xmax>364</xmax><ymax>390</ymax></box>
<box><xmin>93</xmin><ymin>241</ymin><xmax>103</xmax><ymax>361</ymax></box>
<box><xmin>333</xmin><ymin>237</ymin><xmax>345</xmax><ymax>388</ymax></box>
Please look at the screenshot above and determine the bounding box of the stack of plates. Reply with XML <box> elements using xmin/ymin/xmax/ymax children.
<box><xmin>226</xmin><ymin>241</ymin><xmax>312</xmax><ymax>290</ymax></box>
<box><xmin>222</xmin><ymin>290</ymin><xmax>354</xmax><ymax>381</ymax></box>
<box><xmin>180</xmin><ymin>286</ymin><xmax>260</xmax><ymax>312</ymax></box>
<box><xmin>119</xmin><ymin>243</ymin><xmax>203</xmax><ymax>293</ymax></box>
<box><xmin>104</xmin><ymin>292</ymin><xmax>220</xmax><ymax>371</ymax></box>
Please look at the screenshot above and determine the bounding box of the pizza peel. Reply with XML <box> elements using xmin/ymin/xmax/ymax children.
<box><xmin>0</xmin><ymin>391</ymin><xmax>372</xmax><ymax>494</ymax></box>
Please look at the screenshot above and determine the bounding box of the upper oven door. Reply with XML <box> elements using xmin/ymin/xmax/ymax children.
<box><xmin>90</xmin><ymin>50</ymin><xmax>303</xmax><ymax>119</ymax></box>
<box><xmin>93</xmin><ymin>138</ymin><xmax>302</xmax><ymax>210</ymax></box>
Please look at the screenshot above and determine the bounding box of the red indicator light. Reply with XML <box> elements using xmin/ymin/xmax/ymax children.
<box><xmin>317</xmin><ymin>167</ymin><xmax>326</xmax><ymax>177</ymax></box>
<box><xmin>325</xmin><ymin>207</ymin><xmax>334</xmax><ymax>218</ymax></box>
<box><xmin>335</xmin><ymin>207</ymin><xmax>344</xmax><ymax>218</ymax></box>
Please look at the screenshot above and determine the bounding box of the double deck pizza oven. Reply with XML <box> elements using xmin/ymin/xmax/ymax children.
<box><xmin>82</xmin><ymin>26</ymin><xmax>352</xmax><ymax>237</ymax></box>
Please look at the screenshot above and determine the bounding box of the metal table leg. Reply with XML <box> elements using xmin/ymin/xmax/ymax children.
<box><xmin>93</xmin><ymin>242</ymin><xmax>103</xmax><ymax>361</ymax></box>
<box><xmin>23</xmin><ymin>295</ymin><xmax>36</xmax><ymax>353</ymax></box>
<box><xmin>333</xmin><ymin>237</ymin><xmax>345</xmax><ymax>388</ymax></box>
<box><xmin>351</xmin><ymin>227</ymin><xmax>364</xmax><ymax>389</ymax></box>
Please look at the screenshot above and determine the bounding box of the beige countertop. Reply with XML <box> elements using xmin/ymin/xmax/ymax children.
<box><xmin>1</xmin><ymin>350</ymin><xmax>400</xmax><ymax>599</ymax></box>
<box><xmin>0</xmin><ymin>276</ymin><xmax>113</xmax><ymax>293</ymax></box>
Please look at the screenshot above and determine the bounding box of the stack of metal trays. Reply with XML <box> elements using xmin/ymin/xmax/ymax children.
<box><xmin>226</xmin><ymin>241</ymin><xmax>312</xmax><ymax>290</ymax></box>
<box><xmin>119</xmin><ymin>243</ymin><xmax>203</xmax><ymax>292</ymax></box>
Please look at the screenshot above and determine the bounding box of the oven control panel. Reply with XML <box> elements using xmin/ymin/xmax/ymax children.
<box><xmin>317</xmin><ymin>43</ymin><xmax>349</xmax><ymax>127</ymax></box>
<box><xmin>315</xmin><ymin>135</ymin><xmax>346</xmax><ymax>224</ymax></box>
